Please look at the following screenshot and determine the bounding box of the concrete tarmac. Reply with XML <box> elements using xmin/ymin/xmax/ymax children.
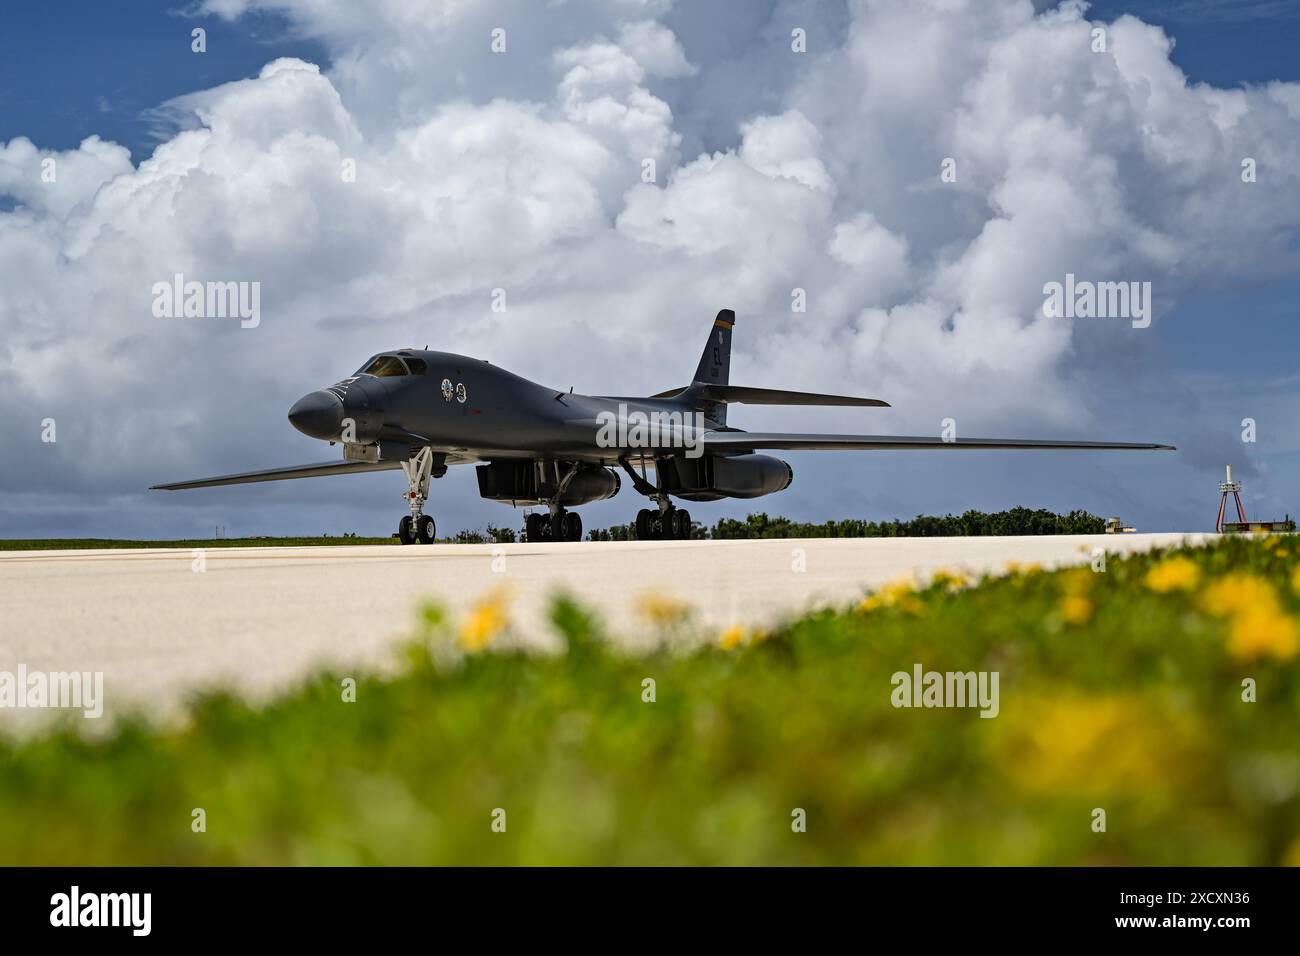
<box><xmin>0</xmin><ymin>533</ymin><xmax>1206</xmax><ymax>729</ymax></box>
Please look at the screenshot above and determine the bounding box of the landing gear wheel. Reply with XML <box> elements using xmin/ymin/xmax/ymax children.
<box><xmin>416</xmin><ymin>514</ymin><xmax>437</xmax><ymax>544</ymax></box>
<box><xmin>561</xmin><ymin>511</ymin><xmax>583</xmax><ymax>542</ymax></box>
<box><xmin>635</xmin><ymin>509</ymin><xmax>652</xmax><ymax>540</ymax></box>
<box><xmin>526</xmin><ymin>513</ymin><xmax>545</xmax><ymax>543</ymax></box>
<box><xmin>672</xmin><ymin>509</ymin><xmax>691</xmax><ymax>540</ymax></box>
<box><xmin>398</xmin><ymin>515</ymin><xmax>416</xmax><ymax>545</ymax></box>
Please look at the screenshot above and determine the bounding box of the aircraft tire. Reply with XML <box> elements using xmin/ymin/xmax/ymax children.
<box><xmin>635</xmin><ymin>509</ymin><xmax>652</xmax><ymax>540</ymax></box>
<box><xmin>526</xmin><ymin>513</ymin><xmax>544</xmax><ymax>543</ymax></box>
<box><xmin>673</xmin><ymin>509</ymin><xmax>691</xmax><ymax>540</ymax></box>
<box><xmin>562</xmin><ymin>511</ymin><xmax>583</xmax><ymax>542</ymax></box>
<box><xmin>416</xmin><ymin>514</ymin><xmax>437</xmax><ymax>544</ymax></box>
<box><xmin>398</xmin><ymin>515</ymin><xmax>416</xmax><ymax>545</ymax></box>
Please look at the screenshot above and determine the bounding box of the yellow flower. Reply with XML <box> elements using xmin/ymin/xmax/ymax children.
<box><xmin>1291</xmin><ymin>565</ymin><xmax>1300</xmax><ymax>596</ymax></box>
<box><xmin>718</xmin><ymin>625</ymin><xmax>746</xmax><ymax>650</ymax></box>
<box><xmin>1201</xmin><ymin>573</ymin><xmax>1299</xmax><ymax>662</ymax></box>
<box><xmin>1225</xmin><ymin>606</ymin><xmax>1298</xmax><ymax>662</ymax></box>
<box><xmin>1059</xmin><ymin>594</ymin><xmax>1093</xmax><ymax>624</ymax></box>
<box><xmin>858</xmin><ymin>576</ymin><xmax>923</xmax><ymax>615</ymax></box>
<box><xmin>636</xmin><ymin>592</ymin><xmax>691</xmax><ymax>627</ymax></box>
<box><xmin>1144</xmin><ymin>556</ymin><xmax>1201</xmax><ymax>593</ymax></box>
<box><xmin>459</xmin><ymin>592</ymin><xmax>509</xmax><ymax>652</ymax></box>
<box><xmin>1201</xmin><ymin>573</ymin><xmax>1274</xmax><ymax>617</ymax></box>
<box><xmin>993</xmin><ymin>692</ymin><xmax>1192</xmax><ymax>796</ymax></box>
<box><xmin>931</xmin><ymin>568</ymin><xmax>972</xmax><ymax>593</ymax></box>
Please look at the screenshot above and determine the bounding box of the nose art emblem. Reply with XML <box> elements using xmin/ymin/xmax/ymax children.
<box><xmin>441</xmin><ymin>378</ymin><xmax>453</xmax><ymax>401</ymax></box>
<box><xmin>328</xmin><ymin>377</ymin><xmax>358</xmax><ymax>401</ymax></box>
<box><xmin>455</xmin><ymin>383</ymin><xmax>468</xmax><ymax>404</ymax></box>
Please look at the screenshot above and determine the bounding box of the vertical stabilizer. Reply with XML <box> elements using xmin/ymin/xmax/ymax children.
<box><xmin>691</xmin><ymin>309</ymin><xmax>733</xmax><ymax>425</ymax></box>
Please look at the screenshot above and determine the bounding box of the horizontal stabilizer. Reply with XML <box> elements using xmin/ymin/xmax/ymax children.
<box><xmin>151</xmin><ymin>458</ymin><xmax>402</xmax><ymax>490</ymax></box>
<box><xmin>702</xmin><ymin>432</ymin><xmax>1175</xmax><ymax>452</ymax></box>
<box><xmin>652</xmin><ymin>384</ymin><xmax>889</xmax><ymax>407</ymax></box>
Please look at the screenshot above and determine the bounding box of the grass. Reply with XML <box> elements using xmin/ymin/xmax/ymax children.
<box><xmin>1</xmin><ymin>536</ymin><xmax>1298</xmax><ymax>865</ymax></box>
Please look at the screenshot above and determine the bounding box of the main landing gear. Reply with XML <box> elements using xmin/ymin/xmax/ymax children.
<box><xmin>616</xmin><ymin>456</ymin><xmax>692</xmax><ymax>540</ymax></box>
<box><xmin>525</xmin><ymin>509</ymin><xmax>584</xmax><ymax>543</ymax></box>
<box><xmin>522</xmin><ymin>461</ymin><xmax>586</xmax><ymax>543</ymax></box>
<box><xmin>635</xmin><ymin>503</ymin><xmax>692</xmax><ymax>540</ymax></box>
<box><xmin>397</xmin><ymin>448</ymin><xmax>438</xmax><ymax>545</ymax></box>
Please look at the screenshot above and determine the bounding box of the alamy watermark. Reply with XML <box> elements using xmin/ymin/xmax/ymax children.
<box><xmin>1042</xmin><ymin>273</ymin><xmax>1151</xmax><ymax>329</ymax></box>
<box><xmin>891</xmin><ymin>662</ymin><xmax>999</xmax><ymax>718</ymax></box>
<box><xmin>596</xmin><ymin>403</ymin><xmax>706</xmax><ymax>459</ymax></box>
<box><xmin>0</xmin><ymin>665</ymin><xmax>104</xmax><ymax>718</ymax></box>
<box><xmin>50</xmin><ymin>886</ymin><xmax>150</xmax><ymax>936</ymax></box>
<box><xmin>151</xmin><ymin>273</ymin><xmax>260</xmax><ymax>329</ymax></box>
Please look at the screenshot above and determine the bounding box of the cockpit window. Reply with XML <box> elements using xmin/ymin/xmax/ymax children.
<box><xmin>405</xmin><ymin>358</ymin><xmax>428</xmax><ymax>375</ymax></box>
<box><xmin>362</xmin><ymin>355</ymin><xmax>409</xmax><ymax>377</ymax></box>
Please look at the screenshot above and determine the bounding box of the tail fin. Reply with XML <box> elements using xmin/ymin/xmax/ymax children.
<box><xmin>691</xmin><ymin>309</ymin><xmax>734</xmax><ymax>426</ymax></box>
<box><xmin>692</xmin><ymin>309</ymin><xmax>733</xmax><ymax>386</ymax></box>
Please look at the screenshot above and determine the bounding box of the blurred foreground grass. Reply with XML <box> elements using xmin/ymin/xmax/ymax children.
<box><xmin>2</xmin><ymin>536</ymin><xmax>1298</xmax><ymax>865</ymax></box>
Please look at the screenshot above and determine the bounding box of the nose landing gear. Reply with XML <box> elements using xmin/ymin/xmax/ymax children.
<box><xmin>397</xmin><ymin>448</ymin><xmax>438</xmax><ymax>545</ymax></box>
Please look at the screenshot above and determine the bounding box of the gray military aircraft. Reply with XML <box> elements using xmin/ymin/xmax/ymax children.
<box><xmin>152</xmin><ymin>309</ymin><xmax>1174</xmax><ymax>543</ymax></box>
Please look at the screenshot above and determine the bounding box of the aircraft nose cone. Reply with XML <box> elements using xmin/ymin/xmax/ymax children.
<box><xmin>288</xmin><ymin>389</ymin><xmax>344</xmax><ymax>440</ymax></box>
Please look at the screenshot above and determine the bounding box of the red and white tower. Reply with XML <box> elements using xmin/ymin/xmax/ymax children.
<box><xmin>1216</xmin><ymin>464</ymin><xmax>1247</xmax><ymax>533</ymax></box>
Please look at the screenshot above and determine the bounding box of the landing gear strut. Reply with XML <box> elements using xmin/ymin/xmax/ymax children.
<box><xmin>619</xmin><ymin>456</ymin><xmax>692</xmax><ymax>540</ymax></box>
<box><xmin>398</xmin><ymin>448</ymin><xmax>437</xmax><ymax>545</ymax></box>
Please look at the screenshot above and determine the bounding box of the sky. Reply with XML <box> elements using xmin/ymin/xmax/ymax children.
<box><xmin>2</xmin><ymin>0</ymin><xmax>1300</xmax><ymax>539</ymax></box>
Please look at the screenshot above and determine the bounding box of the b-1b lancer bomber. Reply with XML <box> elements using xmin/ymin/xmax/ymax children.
<box><xmin>152</xmin><ymin>310</ymin><xmax>1174</xmax><ymax>543</ymax></box>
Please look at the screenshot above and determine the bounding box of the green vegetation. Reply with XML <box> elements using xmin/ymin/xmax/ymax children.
<box><xmin>4</xmin><ymin>509</ymin><xmax>1105</xmax><ymax>550</ymax></box>
<box><xmin>447</xmin><ymin>525</ymin><xmax>518</xmax><ymax>544</ymax></box>
<box><xmin>2</xmin><ymin>536</ymin><xmax>1298</xmax><ymax>865</ymax></box>
<box><xmin>590</xmin><ymin>507</ymin><xmax>1107</xmax><ymax>540</ymax></box>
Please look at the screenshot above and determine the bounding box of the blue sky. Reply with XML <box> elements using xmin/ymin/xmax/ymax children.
<box><xmin>2</xmin><ymin>0</ymin><xmax>1299</xmax><ymax>538</ymax></box>
<box><xmin>0</xmin><ymin>3</ymin><xmax>326</xmax><ymax>160</ymax></box>
<box><xmin>5</xmin><ymin>2</ymin><xmax>1299</xmax><ymax>160</ymax></box>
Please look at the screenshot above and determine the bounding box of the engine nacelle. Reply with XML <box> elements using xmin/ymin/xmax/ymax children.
<box><xmin>659</xmin><ymin>453</ymin><xmax>793</xmax><ymax>501</ymax></box>
<box><xmin>476</xmin><ymin>460</ymin><xmax>620</xmax><ymax>506</ymax></box>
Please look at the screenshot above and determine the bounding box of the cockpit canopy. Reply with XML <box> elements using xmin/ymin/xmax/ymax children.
<box><xmin>358</xmin><ymin>353</ymin><xmax>428</xmax><ymax>377</ymax></box>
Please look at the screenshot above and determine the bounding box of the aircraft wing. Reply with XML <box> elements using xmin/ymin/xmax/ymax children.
<box><xmin>652</xmin><ymin>384</ymin><xmax>888</xmax><ymax>406</ymax></box>
<box><xmin>702</xmin><ymin>432</ymin><xmax>1176</xmax><ymax>452</ymax></box>
<box><xmin>151</xmin><ymin>459</ymin><xmax>403</xmax><ymax>490</ymax></box>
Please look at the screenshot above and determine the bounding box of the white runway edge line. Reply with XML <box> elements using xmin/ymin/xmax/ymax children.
<box><xmin>0</xmin><ymin>534</ymin><xmax>1209</xmax><ymax>729</ymax></box>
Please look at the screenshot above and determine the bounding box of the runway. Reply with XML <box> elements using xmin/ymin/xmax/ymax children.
<box><xmin>1</xmin><ymin>533</ymin><xmax>1205</xmax><ymax>729</ymax></box>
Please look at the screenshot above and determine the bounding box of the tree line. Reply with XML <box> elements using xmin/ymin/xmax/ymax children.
<box><xmin>583</xmin><ymin>507</ymin><xmax>1106</xmax><ymax>541</ymax></box>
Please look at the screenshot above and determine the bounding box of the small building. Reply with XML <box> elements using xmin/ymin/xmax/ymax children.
<box><xmin>1104</xmin><ymin>516</ymin><xmax>1135</xmax><ymax>534</ymax></box>
<box><xmin>1221</xmin><ymin>516</ymin><xmax>1296</xmax><ymax>535</ymax></box>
